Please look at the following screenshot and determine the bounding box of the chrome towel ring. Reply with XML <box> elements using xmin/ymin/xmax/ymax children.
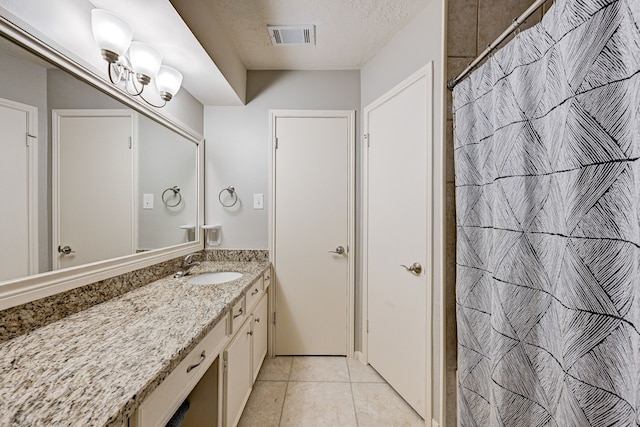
<box><xmin>162</xmin><ymin>186</ymin><xmax>182</xmax><ymax>207</ymax></box>
<box><xmin>219</xmin><ymin>186</ymin><xmax>238</xmax><ymax>207</ymax></box>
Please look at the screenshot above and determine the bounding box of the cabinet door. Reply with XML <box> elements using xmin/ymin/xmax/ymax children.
<box><xmin>223</xmin><ymin>318</ymin><xmax>252</xmax><ymax>427</ymax></box>
<box><xmin>252</xmin><ymin>295</ymin><xmax>268</xmax><ymax>382</ymax></box>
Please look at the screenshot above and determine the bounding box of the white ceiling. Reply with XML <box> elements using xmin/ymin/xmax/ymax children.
<box><xmin>1</xmin><ymin>0</ymin><xmax>430</xmax><ymax>106</ymax></box>
<box><xmin>191</xmin><ymin>0</ymin><xmax>431</xmax><ymax>70</ymax></box>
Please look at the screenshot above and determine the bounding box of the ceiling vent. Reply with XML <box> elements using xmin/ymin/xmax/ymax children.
<box><xmin>267</xmin><ymin>25</ymin><xmax>315</xmax><ymax>46</ymax></box>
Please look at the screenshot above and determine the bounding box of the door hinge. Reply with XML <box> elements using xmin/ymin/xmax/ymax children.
<box><xmin>128</xmin><ymin>137</ymin><xmax>132</xmax><ymax>149</ymax></box>
<box><xmin>26</xmin><ymin>133</ymin><xmax>37</xmax><ymax>147</ymax></box>
<box><xmin>273</xmin><ymin>312</ymin><xmax>276</xmax><ymax>325</ymax></box>
<box><xmin>367</xmin><ymin>319</ymin><xmax>369</xmax><ymax>333</ymax></box>
<box><xmin>275</xmin><ymin>137</ymin><xmax>278</xmax><ymax>149</ymax></box>
<box><xmin>364</xmin><ymin>134</ymin><xmax>370</xmax><ymax>148</ymax></box>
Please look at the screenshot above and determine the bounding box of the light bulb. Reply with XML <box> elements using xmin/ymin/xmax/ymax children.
<box><xmin>91</xmin><ymin>9</ymin><xmax>133</xmax><ymax>63</ymax></box>
<box><xmin>155</xmin><ymin>65</ymin><xmax>183</xmax><ymax>101</ymax></box>
<box><xmin>128</xmin><ymin>42</ymin><xmax>162</xmax><ymax>85</ymax></box>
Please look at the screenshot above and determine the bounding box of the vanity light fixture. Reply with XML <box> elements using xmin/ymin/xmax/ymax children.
<box><xmin>90</xmin><ymin>9</ymin><xmax>183</xmax><ymax>107</ymax></box>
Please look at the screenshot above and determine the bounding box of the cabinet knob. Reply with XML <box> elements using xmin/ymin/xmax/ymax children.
<box><xmin>247</xmin><ymin>331</ymin><xmax>253</xmax><ymax>336</ymax></box>
<box><xmin>255</xmin><ymin>317</ymin><xmax>260</xmax><ymax>323</ymax></box>
<box><xmin>251</xmin><ymin>288</ymin><xmax>259</xmax><ymax>296</ymax></box>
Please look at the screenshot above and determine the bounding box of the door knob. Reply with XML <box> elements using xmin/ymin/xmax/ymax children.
<box><xmin>401</xmin><ymin>262</ymin><xmax>422</xmax><ymax>275</ymax></box>
<box><xmin>329</xmin><ymin>246</ymin><xmax>345</xmax><ymax>255</ymax></box>
<box><xmin>58</xmin><ymin>245</ymin><xmax>75</xmax><ymax>255</ymax></box>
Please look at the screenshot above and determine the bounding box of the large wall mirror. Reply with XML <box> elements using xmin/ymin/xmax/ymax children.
<box><xmin>0</xmin><ymin>20</ymin><xmax>203</xmax><ymax>309</ymax></box>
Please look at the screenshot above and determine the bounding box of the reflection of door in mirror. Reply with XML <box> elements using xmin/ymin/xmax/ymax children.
<box><xmin>0</xmin><ymin>97</ymin><xmax>38</xmax><ymax>281</ymax></box>
<box><xmin>52</xmin><ymin>110</ymin><xmax>135</xmax><ymax>270</ymax></box>
<box><xmin>0</xmin><ymin>34</ymin><xmax>200</xmax><ymax>286</ymax></box>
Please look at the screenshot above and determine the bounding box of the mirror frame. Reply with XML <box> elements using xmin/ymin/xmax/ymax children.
<box><xmin>0</xmin><ymin>14</ymin><xmax>205</xmax><ymax>311</ymax></box>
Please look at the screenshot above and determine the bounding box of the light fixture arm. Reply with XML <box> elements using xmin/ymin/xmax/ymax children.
<box><xmin>139</xmin><ymin>92</ymin><xmax>167</xmax><ymax>109</ymax></box>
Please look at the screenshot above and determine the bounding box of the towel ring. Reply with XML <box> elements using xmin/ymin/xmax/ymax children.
<box><xmin>219</xmin><ymin>186</ymin><xmax>238</xmax><ymax>208</ymax></box>
<box><xmin>162</xmin><ymin>186</ymin><xmax>182</xmax><ymax>207</ymax></box>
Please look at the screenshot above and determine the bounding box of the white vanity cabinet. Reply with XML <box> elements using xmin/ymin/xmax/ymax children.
<box><xmin>129</xmin><ymin>269</ymin><xmax>272</xmax><ymax>427</ymax></box>
<box><xmin>223</xmin><ymin>273</ymin><xmax>269</xmax><ymax>427</ymax></box>
<box><xmin>251</xmin><ymin>295</ymin><xmax>268</xmax><ymax>382</ymax></box>
<box><xmin>130</xmin><ymin>313</ymin><xmax>229</xmax><ymax>427</ymax></box>
<box><xmin>222</xmin><ymin>316</ymin><xmax>253</xmax><ymax>427</ymax></box>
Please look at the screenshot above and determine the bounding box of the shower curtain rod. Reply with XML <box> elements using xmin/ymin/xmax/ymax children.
<box><xmin>447</xmin><ymin>0</ymin><xmax>550</xmax><ymax>90</ymax></box>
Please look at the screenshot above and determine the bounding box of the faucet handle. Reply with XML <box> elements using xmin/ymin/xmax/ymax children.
<box><xmin>184</xmin><ymin>253</ymin><xmax>199</xmax><ymax>263</ymax></box>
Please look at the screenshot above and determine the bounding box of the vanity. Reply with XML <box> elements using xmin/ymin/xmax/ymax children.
<box><xmin>0</xmin><ymin>261</ymin><xmax>271</xmax><ymax>427</ymax></box>
<box><xmin>0</xmin><ymin>5</ymin><xmax>270</xmax><ymax>427</ymax></box>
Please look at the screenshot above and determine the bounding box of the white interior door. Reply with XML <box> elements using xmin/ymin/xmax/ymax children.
<box><xmin>53</xmin><ymin>110</ymin><xmax>134</xmax><ymax>270</ymax></box>
<box><xmin>364</xmin><ymin>66</ymin><xmax>432</xmax><ymax>419</ymax></box>
<box><xmin>272</xmin><ymin>112</ymin><xmax>354</xmax><ymax>356</ymax></box>
<box><xmin>0</xmin><ymin>98</ymin><xmax>37</xmax><ymax>281</ymax></box>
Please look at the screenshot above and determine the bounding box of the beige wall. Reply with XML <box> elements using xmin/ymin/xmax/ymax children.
<box><xmin>445</xmin><ymin>0</ymin><xmax>553</xmax><ymax>424</ymax></box>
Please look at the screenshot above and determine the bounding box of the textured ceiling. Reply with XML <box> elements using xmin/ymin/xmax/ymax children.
<box><xmin>201</xmin><ymin>0</ymin><xmax>431</xmax><ymax>70</ymax></box>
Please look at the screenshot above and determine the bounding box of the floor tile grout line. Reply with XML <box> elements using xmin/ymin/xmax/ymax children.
<box><xmin>276</xmin><ymin>357</ymin><xmax>294</xmax><ymax>427</ymax></box>
<box><xmin>273</xmin><ymin>358</ymin><xmax>291</xmax><ymax>427</ymax></box>
<box><xmin>347</xmin><ymin>358</ymin><xmax>361</xmax><ymax>427</ymax></box>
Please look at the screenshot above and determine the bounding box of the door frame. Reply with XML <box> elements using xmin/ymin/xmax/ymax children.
<box><xmin>51</xmin><ymin>109</ymin><xmax>137</xmax><ymax>270</ymax></box>
<box><xmin>362</xmin><ymin>64</ymin><xmax>434</xmax><ymax>419</ymax></box>
<box><xmin>0</xmin><ymin>97</ymin><xmax>38</xmax><ymax>275</ymax></box>
<box><xmin>268</xmin><ymin>110</ymin><xmax>356</xmax><ymax>358</ymax></box>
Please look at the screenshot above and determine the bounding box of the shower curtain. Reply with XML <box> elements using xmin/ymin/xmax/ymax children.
<box><xmin>453</xmin><ymin>0</ymin><xmax>640</xmax><ymax>425</ymax></box>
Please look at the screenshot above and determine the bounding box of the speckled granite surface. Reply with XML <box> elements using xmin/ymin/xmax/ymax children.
<box><xmin>0</xmin><ymin>256</ymin><xmax>186</xmax><ymax>344</ymax></box>
<box><xmin>204</xmin><ymin>249</ymin><xmax>269</xmax><ymax>262</ymax></box>
<box><xmin>0</xmin><ymin>261</ymin><xmax>269</xmax><ymax>427</ymax></box>
<box><xmin>0</xmin><ymin>250</ymin><xmax>270</xmax><ymax>343</ymax></box>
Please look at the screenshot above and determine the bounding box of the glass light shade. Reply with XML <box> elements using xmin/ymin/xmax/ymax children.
<box><xmin>155</xmin><ymin>65</ymin><xmax>183</xmax><ymax>100</ymax></box>
<box><xmin>128</xmin><ymin>42</ymin><xmax>162</xmax><ymax>79</ymax></box>
<box><xmin>91</xmin><ymin>9</ymin><xmax>133</xmax><ymax>57</ymax></box>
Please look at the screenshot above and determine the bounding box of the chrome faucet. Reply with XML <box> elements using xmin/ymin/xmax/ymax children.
<box><xmin>174</xmin><ymin>253</ymin><xmax>201</xmax><ymax>278</ymax></box>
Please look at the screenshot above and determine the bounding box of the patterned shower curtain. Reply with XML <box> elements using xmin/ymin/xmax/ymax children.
<box><xmin>453</xmin><ymin>0</ymin><xmax>640</xmax><ymax>425</ymax></box>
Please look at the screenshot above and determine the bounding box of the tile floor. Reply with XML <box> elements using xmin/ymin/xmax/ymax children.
<box><xmin>238</xmin><ymin>356</ymin><xmax>424</xmax><ymax>427</ymax></box>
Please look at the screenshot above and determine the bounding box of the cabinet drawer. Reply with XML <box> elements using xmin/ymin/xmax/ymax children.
<box><xmin>245</xmin><ymin>277</ymin><xmax>264</xmax><ymax>313</ymax></box>
<box><xmin>263</xmin><ymin>269</ymin><xmax>271</xmax><ymax>290</ymax></box>
<box><xmin>230</xmin><ymin>297</ymin><xmax>246</xmax><ymax>334</ymax></box>
<box><xmin>133</xmin><ymin>314</ymin><xmax>229</xmax><ymax>427</ymax></box>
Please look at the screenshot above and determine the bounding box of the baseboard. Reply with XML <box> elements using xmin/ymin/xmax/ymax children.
<box><xmin>354</xmin><ymin>350</ymin><xmax>365</xmax><ymax>363</ymax></box>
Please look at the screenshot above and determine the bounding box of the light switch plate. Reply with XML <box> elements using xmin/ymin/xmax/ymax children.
<box><xmin>143</xmin><ymin>193</ymin><xmax>154</xmax><ymax>209</ymax></box>
<box><xmin>253</xmin><ymin>194</ymin><xmax>264</xmax><ymax>210</ymax></box>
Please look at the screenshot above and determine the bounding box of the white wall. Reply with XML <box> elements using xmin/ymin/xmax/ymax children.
<box><xmin>360</xmin><ymin>0</ymin><xmax>446</xmax><ymax>424</ymax></box>
<box><xmin>204</xmin><ymin>70</ymin><xmax>360</xmax><ymax>249</ymax></box>
<box><xmin>137</xmin><ymin>115</ymin><xmax>198</xmax><ymax>250</ymax></box>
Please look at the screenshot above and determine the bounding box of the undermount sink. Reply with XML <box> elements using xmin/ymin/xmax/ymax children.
<box><xmin>186</xmin><ymin>271</ymin><xmax>243</xmax><ymax>285</ymax></box>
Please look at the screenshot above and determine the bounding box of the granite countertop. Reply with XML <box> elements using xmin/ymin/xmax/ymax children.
<box><xmin>0</xmin><ymin>261</ymin><xmax>270</xmax><ymax>427</ymax></box>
